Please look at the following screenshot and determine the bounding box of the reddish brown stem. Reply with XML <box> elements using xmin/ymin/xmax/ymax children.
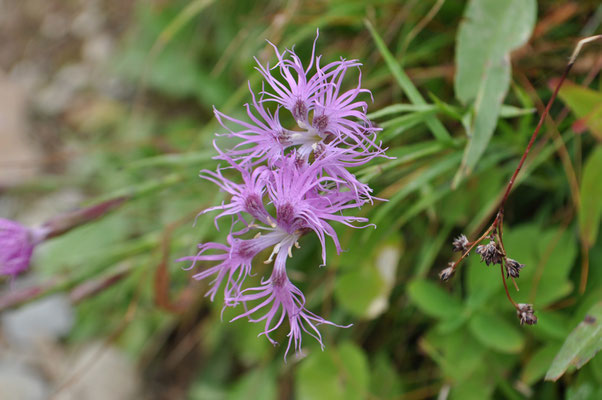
<box><xmin>500</xmin><ymin>262</ymin><xmax>518</xmax><ymax>309</ymax></box>
<box><xmin>498</xmin><ymin>63</ymin><xmax>573</xmax><ymax>212</ymax></box>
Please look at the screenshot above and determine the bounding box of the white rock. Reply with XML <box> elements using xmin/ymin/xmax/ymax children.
<box><xmin>54</xmin><ymin>343</ymin><xmax>140</xmax><ymax>400</ymax></box>
<box><xmin>1</xmin><ymin>294</ymin><xmax>74</xmax><ymax>347</ymax></box>
<box><xmin>0</xmin><ymin>361</ymin><xmax>49</xmax><ymax>400</ymax></box>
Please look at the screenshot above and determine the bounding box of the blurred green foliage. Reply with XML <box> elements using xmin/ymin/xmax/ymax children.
<box><xmin>10</xmin><ymin>0</ymin><xmax>601</xmax><ymax>398</ymax></box>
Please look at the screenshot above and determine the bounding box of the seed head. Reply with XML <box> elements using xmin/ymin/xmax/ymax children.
<box><xmin>517</xmin><ymin>303</ymin><xmax>537</xmax><ymax>325</ymax></box>
<box><xmin>438</xmin><ymin>264</ymin><xmax>455</xmax><ymax>281</ymax></box>
<box><xmin>475</xmin><ymin>240</ymin><xmax>503</xmax><ymax>266</ymax></box>
<box><xmin>452</xmin><ymin>234</ymin><xmax>470</xmax><ymax>253</ymax></box>
<box><xmin>504</xmin><ymin>258</ymin><xmax>524</xmax><ymax>279</ymax></box>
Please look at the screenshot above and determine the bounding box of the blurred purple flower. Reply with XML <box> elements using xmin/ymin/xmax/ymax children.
<box><xmin>0</xmin><ymin>219</ymin><xmax>44</xmax><ymax>277</ymax></box>
<box><xmin>184</xmin><ymin>30</ymin><xmax>386</xmax><ymax>358</ymax></box>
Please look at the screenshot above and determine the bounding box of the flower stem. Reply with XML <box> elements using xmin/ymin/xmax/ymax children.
<box><xmin>500</xmin><ymin>262</ymin><xmax>518</xmax><ymax>309</ymax></box>
<box><xmin>498</xmin><ymin>35</ymin><xmax>601</xmax><ymax>212</ymax></box>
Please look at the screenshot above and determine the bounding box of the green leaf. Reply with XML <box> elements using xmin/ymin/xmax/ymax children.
<box><xmin>531</xmin><ymin>310</ymin><xmax>571</xmax><ymax>341</ymax></box>
<box><xmin>371</xmin><ymin>152</ymin><xmax>462</xmax><ymax>227</ymax></box>
<box><xmin>499</xmin><ymin>105</ymin><xmax>536</xmax><ymax>118</ymax></box>
<box><xmin>521</xmin><ymin>343</ymin><xmax>562</xmax><ymax>385</ymax></box>
<box><xmin>335</xmin><ymin>240</ymin><xmax>401</xmax><ymax>318</ymax></box>
<box><xmin>365</xmin><ymin>20</ymin><xmax>453</xmax><ymax>144</ymax></box>
<box><xmin>545</xmin><ymin>302</ymin><xmax>602</xmax><ymax>381</ymax></box>
<box><xmin>370</xmin><ymin>353</ymin><xmax>404</xmax><ymax>399</ymax></box>
<box><xmin>422</xmin><ymin>328</ymin><xmax>486</xmax><ymax>383</ymax></box>
<box><xmin>468</xmin><ymin>312</ymin><xmax>525</xmax><ymax>353</ymax></box>
<box><xmin>335</xmin><ymin>267</ymin><xmax>385</xmax><ymax>318</ymax></box>
<box><xmin>407</xmin><ymin>280</ymin><xmax>462</xmax><ymax>319</ymax></box>
<box><xmin>453</xmin><ymin>0</ymin><xmax>536</xmax><ymax>181</ymax></box>
<box><xmin>228</xmin><ymin>367</ymin><xmax>277</xmax><ymax>400</ymax></box>
<box><xmin>503</xmin><ymin>224</ymin><xmax>577</xmax><ymax>308</ymax></box>
<box><xmin>449</xmin><ymin>364</ymin><xmax>495</xmax><ymax>400</ymax></box>
<box><xmin>558</xmin><ymin>81</ymin><xmax>602</xmax><ymax>139</ymax></box>
<box><xmin>465</xmin><ymin>255</ymin><xmax>502</xmax><ymax>309</ymax></box>
<box><xmin>380</xmin><ymin>110</ymin><xmax>438</xmax><ymax>142</ymax></box>
<box><xmin>579</xmin><ymin>146</ymin><xmax>602</xmax><ymax>247</ymax></box>
<box><xmin>296</xmin><ymin>341</ymin><xmax>369</xmax><ymax>400</ymax></box>
<box><xmin>367</xmin><ymin>103</ymin><xmax>436</xmax><ymax>119</ymax></box>
<box><xmin>358</xmin><ymin>141</ymin><xmax>448</xmax><ymax>182</ymax></box>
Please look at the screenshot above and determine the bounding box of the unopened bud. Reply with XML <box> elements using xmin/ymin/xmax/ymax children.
<box><xmin>0</xmin><ymin>219</ymin><xmax>46</xmax><ymax>277</ymax></box>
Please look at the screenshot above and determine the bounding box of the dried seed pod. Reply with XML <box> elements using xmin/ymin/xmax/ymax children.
<box><xmin>475</xmin><ymin>240</ymin><xmax>503</xmax><ymax>266</ymax></box>
<box><xmin>505</xmin><ymin>258</ymin><xmax>524</xmax><ymax>279</ymax></box>
<box><xmin>439</xmin><ymin>264</ymin><xmax>455</xmax><ymax>281</ymax></box>
<box><xmin>452</xmin><ymin>234</ymin><xmax>470</xmax><ymax>253</ymax></box>
<box><xmin>517</xmin><ymin>303</ymin><xmax>537</xmax><ymax>325</ymax></box>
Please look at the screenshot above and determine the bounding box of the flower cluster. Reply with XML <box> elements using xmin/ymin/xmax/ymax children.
<box><xmin>180</xmin><ymin>32</ymin><xmax>385</xmax><ymax>357</ymax></box>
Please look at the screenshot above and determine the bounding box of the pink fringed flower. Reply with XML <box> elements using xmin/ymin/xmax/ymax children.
<box><xmin>182</xmin><ymin>30</ymin><xmax>386</xmax><ymax>358</ymax></box>
<box><xmin>0</xmin><ymin>219</ymin><xmax>42</xmax><ymax>277</ymax></box>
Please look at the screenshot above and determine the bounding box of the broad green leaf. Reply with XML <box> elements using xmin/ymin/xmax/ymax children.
<box><xmin>527</xmin><ymin>280</ymin><xmax>574</xmax><ymax>309</ymax></box>
<box><xmin>407</xmin><ymin>280</ymin><xmax>462</xmax><ymax>319</ymax></box>
<box><xmin>545</xmin><ymin>302</ymin><xmax>602</xmax><ymax>381</ymax></box>
<box><xmin>558</xmin><ymin>81</ymin><xmax>602</xmax><ymax>139</ymax></box>
<box><xmin>454</xmin><ymin>0</ymin><xmax>536</xmax><ymax>181</ymax></box>
<box><xmin>296</xmin><ymin>341</ymin><xmax>369</xmax><ymax>400</ymax></box>
<box><xmin>521</xmin><ymin>343</ymin><xmax>562</xmax><ymax>385</ymax></box>
<box><xmin>442</xmin><ymin>330</ymin><xmax>486</xmax><ymax>383</ymax></box>
<box><xmin>566</xmin><ymin>362</ymin><xmax>602</xmax><ymax>400</ymax></box>
<box><xmin>503</xmin><ymin>224</ymin><xmax>577</xmax><ymax>308</ymax></box>
<box><xmin>537</xmin><ymin>228</ymin><xmax>578</xmax><ymax>281</ymax></box>
<box><xmin>579</xmin><ymin>146</ymin><xmax>602</xmax><ymax>247</ymax></box>
<box><xmin>228</xmin><ymin>367</ymin><xmax>277</xmax><ymax>400</ymax></box>
<box><xmin>449</xmin><ymin>364</ymin><xmax>495</xmax><ymax>400</ymax></box>
<box><xmin>466</xmin><ymin>255</ymin><xmax>503</xmax><ymax>309</ymax></box>
<box><xmin>335</xmin><ymin>266</ymin><xmax>385</xmax><ymax>318</ymax></box>
<box><xmin>335</xmin><ymin>240</ymin><xmax>401</xmax><ymax>318</ymax></box>
<box><xmin>370</xmin><ymin>353</ymin><xmax>404</xmax><ymax>399</ymax></box>
<box><xmin>591</xmin><ymin>353</ymin><xmax>602</xmax><ymax>383</ymax></box>
<box><xmin>468</xmin><ymin>312</ymin><xmax>525</xmax><ymax>354</ymax></box>
<box><xmin>531</xmin><ymin>310</ymin><xmax>571</xmax><ymax>341</ymax></box>
<box><xmin>423</xmin><ymin>329</ymin><xmax>486</xmax><ymax>383</ymax></box>
<box><xmin>231</xmin><ymin>315</ymin><xmax>272</xmax><ymax>364</ymax></box>
<box><xmin>567</xmin><ymin>381</ymin><xmax>602</xmax><ymax>400</ymax></box>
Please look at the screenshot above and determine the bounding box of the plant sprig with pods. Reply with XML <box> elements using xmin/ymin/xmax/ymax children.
<box><xmin>439</xmin><ymin>35</ymin><xmax>602</xmax><ymax>325</ymax></box>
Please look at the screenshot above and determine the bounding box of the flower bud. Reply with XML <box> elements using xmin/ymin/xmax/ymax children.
<box><xmin>0</xmin><ymin>219</ymin><xmax>45</xmax><ymax>277</ymax></box>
